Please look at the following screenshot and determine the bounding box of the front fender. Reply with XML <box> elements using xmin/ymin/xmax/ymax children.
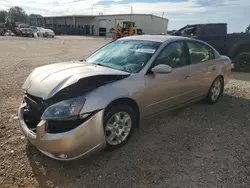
<box><xmin>80</xmin><ymin>85</ymin><xmax>129</xmax><ymax>114</ymax></box>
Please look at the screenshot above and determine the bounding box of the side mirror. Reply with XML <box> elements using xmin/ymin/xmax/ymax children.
<box><xmin>151</xmin><ymin>64</ymin><xmax>172</xmax><ymax>74</ymax></box>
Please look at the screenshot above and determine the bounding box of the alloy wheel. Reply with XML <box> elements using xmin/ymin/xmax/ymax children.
<box><xmin>105</xmin><ymin>111</ymin><xmax>132</xmax><ymax>145</ymax></box>
<box><xmin>210</xmin><ymin>79</ymin><xmax>222</xmax><ymax>101</ymax></box>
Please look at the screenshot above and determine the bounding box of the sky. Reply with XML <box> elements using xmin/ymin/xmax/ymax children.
<box><xmin>0</xmin><ymin>0</ymin><xmax>249</xmax><ymax>32</ymax></box>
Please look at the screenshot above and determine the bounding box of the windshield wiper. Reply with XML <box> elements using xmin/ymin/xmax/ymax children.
<box><xmin>94</xmin><ymin>62</ymin><xmax>113</xmax><ymax>69</ymax></box>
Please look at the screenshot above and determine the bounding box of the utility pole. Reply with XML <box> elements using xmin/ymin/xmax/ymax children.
<box><xmin>162</xmin><ymin>12</ymin><xmax>164</xmax><ymax>17</ymax></box>
<box><xmin>130</xmin><ymin>6</ymin><xmax>133</xmax><ymax>21</ymax></box>
<box><xmin>91</xmin><ymin>7</ymin><xmax>93</xmax><ymax>15</ymax></box>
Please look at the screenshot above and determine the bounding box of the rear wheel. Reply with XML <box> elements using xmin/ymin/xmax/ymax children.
<box><xmin>104</xmin><ymin>105</ymin><xmax>136</xmax><ymax>149</ymax></box>
<box><xmin>206</xmin><ymin>76</ymin><xmax>224</xmax><ymax>104</ymax></box>
<box><xmin>233</xmin><ymin>52</ymin><xmax>250</xmax><ymax>72</ymax></box>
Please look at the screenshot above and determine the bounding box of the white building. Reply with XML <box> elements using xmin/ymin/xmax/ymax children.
<box><xmin>29</xmin><ymin>14</ymin><xmax>169</xmax><ymax>36</ymax></box>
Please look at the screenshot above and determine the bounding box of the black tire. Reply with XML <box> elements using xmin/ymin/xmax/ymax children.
<box><xmin>232</xmin><ymin>52</ymin><xmax>250</xmax><ymax>72</ymax></box>
<box><xmin>205</xmin><ymin>76</ymin><xmax>224</xmax><ymax>104</ymax></box>
<box><xmin>104</xmin><ymin>104</ymin><xmax>136</xmax><ymax>150</ymax></box>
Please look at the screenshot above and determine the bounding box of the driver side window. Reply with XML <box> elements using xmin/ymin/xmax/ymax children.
<box><xmin>154</xmin><ymin>41</ymin><xmax>187</xmax><ymax>68</ymax></box>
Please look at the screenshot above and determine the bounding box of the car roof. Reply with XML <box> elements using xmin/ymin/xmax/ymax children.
<box><xmin>117</xmin><ymin>34</ymin><xmax>220</xmax><ymax>56</ymax></box>
<box><xmin>118</xmin><ymin>35</ymin><xmax>189</xmax><ymax>43</ymax></box>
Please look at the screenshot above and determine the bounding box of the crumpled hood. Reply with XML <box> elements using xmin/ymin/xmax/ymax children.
<box><xmin>22</xmin><ymin>61</ymin><xmax>130</xmax><ymax>100</ymax></box>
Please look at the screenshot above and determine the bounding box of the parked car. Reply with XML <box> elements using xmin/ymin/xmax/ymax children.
<box><xmin>15</xmin><ymin>24</ymin><xmax>34</xmax><ymax>37</ymax></box>
<box><xmin>18</xmin><ymin>35</ymin><xmax>232</xmax><ymax>161</ymax></box>
<box><xmin>31</xmin><ymin>26</ymin><xmax>55</xmax><ymax>37</ymax></box>
<box><xmin>173</xmin><ymin>23</ymin><xmax>250</xmax><ymax>72</ymax></box>
<box><xmin>29</xmin><ymin>26</ymin><xmax>39</xmax><ymax>33</ymax></box>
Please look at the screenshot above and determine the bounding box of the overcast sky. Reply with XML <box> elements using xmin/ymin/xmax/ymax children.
<box><xmin>0</xmin><ymin>0</ymin><xmax>249</xmax><ymax>32</ymax></box>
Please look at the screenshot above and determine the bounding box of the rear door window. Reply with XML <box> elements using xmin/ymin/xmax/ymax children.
<box><xmin>187</xmin><ymin>41</ymin><xmax>215</xmax><ymax>64</ymax></box>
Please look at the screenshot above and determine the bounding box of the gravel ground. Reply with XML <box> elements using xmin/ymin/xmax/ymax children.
<box><xmin>0</xmin><ymin>36</ymin><xmax>250</xmax><ymax>188</ymax></box>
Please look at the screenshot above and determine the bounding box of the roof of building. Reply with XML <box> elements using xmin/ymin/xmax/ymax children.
<box><xmin>29</xmin><ymin>14</ymin><xmax>168</xmax><ymax>21</ymax></box>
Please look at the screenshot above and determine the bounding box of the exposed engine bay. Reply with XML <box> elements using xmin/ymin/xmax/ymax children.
<box><xmin>23</xmin><ymin>74</ymin><xmax>129</xmax><ymax>134</ymax></box>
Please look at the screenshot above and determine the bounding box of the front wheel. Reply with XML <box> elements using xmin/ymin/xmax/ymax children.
<box><xmin>104</xmin><ymin>105</ymin><xmax>136</xmax><ymax>149</ymax></box>
<box><xmin>205</xmin><ymin>77</ymin><xmax>224</xmax><ymax>104</ymax></box>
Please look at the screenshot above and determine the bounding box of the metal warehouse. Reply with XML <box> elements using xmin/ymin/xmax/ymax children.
<box><xmin>29</xmin><ymin>14</ymin><xmax>169</xmax><ymax>36</ymax></box>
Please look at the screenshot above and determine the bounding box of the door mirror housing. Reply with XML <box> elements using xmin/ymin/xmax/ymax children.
<box><xmin>151</xmin><ymin>64</ymin><xmax>172</xmax><ymax>74</ymax></box>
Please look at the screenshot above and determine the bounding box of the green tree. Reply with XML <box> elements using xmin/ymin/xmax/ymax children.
<box><xmin>29</xmin><ymin>14</ymin><xmax>42</xmax><ymax>18</ymax></box>
<box><xmin>8</xmin><ymin>6</ymin><xmax>28</xmax><ymax>23</ymax></box>
<box><xmin>0</xmin><ymin>10</ymin><xmax>8</xmax><ymax>23</ymax></box>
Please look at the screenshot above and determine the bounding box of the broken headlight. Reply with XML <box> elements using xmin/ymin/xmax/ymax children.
<box><xmin>41</xmin><ymin>96</ymin><xmax>86</xmax><ymax>120</ymax></box>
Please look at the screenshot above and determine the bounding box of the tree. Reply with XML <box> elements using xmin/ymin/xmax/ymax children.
<box><xmin>29</xmin><ymin>14</ymin><xmax>43</xmax><ymax>18</ymax></box>
<box><xmin>0</xmin><ymin>10</ymin><xmax>8</xmax><ymax>23</ymax></box>
<box><xmin>8</xmin><ymin>6</ymin><xmax>28</xmax><ymax>23</ymax></box>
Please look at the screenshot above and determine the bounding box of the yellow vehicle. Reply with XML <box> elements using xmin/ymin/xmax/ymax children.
<box><xmin>112</xmin><ymin>21</ymin><xmax>143</xmax><ymax>40</ymax></box>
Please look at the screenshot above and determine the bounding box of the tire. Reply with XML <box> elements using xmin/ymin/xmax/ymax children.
<box><xmin>232</xmin><ymin>52</ymin><xmax>250</xmax><ymax>72</ymax></box>
<box><xmin>205</xmin><ymin>76</ymin><xmax>224</xmax><ymax>104</ymax></box>
<box><xmin>103</xmin><ymin>104</ymin><xmax>136</xmax><ymax>149</ymax></box>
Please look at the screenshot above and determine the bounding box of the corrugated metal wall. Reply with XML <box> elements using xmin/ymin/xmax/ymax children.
<box><xmin>29</xmin><ymin>14</ymin><xmax>168</xmax><ymax>36</ymax></box>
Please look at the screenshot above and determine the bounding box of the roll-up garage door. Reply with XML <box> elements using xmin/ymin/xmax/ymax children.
<box><xmin>99</xmin><ymin>19</ymin><xmax>107</xmax><ymax>28</ymax></box>
<box><xmin>99</xmin><ymin>19</ymin><xmax>107</xmax><ymax>36</ymax></box>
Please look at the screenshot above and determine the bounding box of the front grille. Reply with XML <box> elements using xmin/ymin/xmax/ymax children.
<box><xmin>47</xmin><ymin>119</ymin><xmax>85</xmax><ymax>133</ymax></box>
<box><xmin>23</xmin><ymin>94</ymin><xmax>45</xmax><ymax>134</ymax></box>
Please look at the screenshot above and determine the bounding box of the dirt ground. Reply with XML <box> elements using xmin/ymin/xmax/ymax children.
<box><xmin>0</xmin><ymin>36</ymin><xmax>250</xmax><ymax>188</ymax></box>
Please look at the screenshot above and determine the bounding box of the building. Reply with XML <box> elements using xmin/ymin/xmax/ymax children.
<box><xmin>29</xmin><ymin>14</ymin><xmax>169</xmax><ymax>36</ymax></box>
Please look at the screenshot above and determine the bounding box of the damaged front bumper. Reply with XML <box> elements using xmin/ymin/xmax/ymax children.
<box><xmin>18</xmin><ymin>102</ymin><xmax>106</xmax><ymax>161</ymax></box>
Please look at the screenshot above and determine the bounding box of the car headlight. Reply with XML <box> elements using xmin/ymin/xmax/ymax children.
<box><xmin>41</xmin><ymin>96</ymin><xmax>86</xmax><ymax>120</ymax></box>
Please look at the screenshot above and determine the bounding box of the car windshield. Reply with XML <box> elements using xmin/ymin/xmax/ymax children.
<box><xmin>86</xmin><ymin>40</ymin><xmax>161</xmax><ymax>73</ymax></box>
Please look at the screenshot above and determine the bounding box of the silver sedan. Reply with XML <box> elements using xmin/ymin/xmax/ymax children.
<box><xmin>18</xmin><ymin>35</ymin><xmax>232</xmax><ymax>161</ymax></box>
